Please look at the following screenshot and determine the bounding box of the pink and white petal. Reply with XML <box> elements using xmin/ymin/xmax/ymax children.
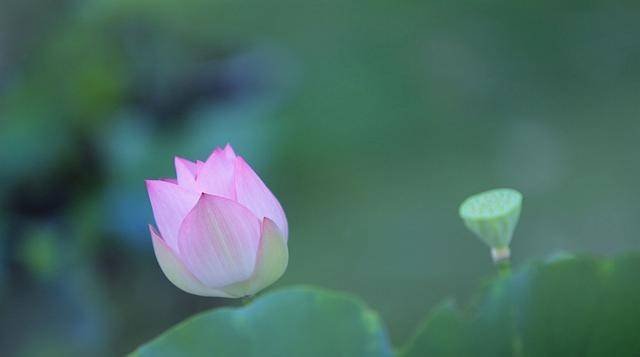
<box><xmin>196</xmin><ymin>148</ymin><xmax>237</xmax><ymax>199</ymax></box>
<box><xmin>146</xmin><ymin>180</ymin><xmax>200</xmax><ymax>251</ymax></box>
<box><xmin>175</xmin><ymin>157</ymin><xmax>197</xmax><ymax>189</ymax></box>
<box><xmin>222</xmin><ymin>218</ymin><xmax>288</xmax><ymax>297</ymax></box>
<box><xmin>222</xmin><ymin>143</ymin><xmax>236</xmax><ymax>159</ymax></box>
<box><xmin>150</xmin><ymin>226</ymin><xmax>232</xmax><ymax>297</ymax></box>
<box><xmin>178</xmin><ymin>194</ymin><xmax>261</xmax><ymax>288</ymax></box>
<box><xmin>234</xmin><ymin>157</ymin><xmax>289</xmax><ymax>239</ymax></box>
<box><xmin>196</xmin><ymin>160</ymin><xmax>205</xmax><ymax>176</ymax></box>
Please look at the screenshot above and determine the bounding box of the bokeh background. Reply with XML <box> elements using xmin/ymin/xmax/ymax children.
<box><xmin>1</xmin><ymin>0</ymin><xmax>640</xmax><ymax>355</ymax></box>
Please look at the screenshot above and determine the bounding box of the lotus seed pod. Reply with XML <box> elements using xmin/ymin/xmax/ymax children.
<box><xmin>459</xmin><ymin>188</ymin><xmax>522</xmax><ymax>253</ymax></box>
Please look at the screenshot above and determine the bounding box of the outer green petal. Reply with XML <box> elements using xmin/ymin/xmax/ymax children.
<box><xmin>222</xmin><ymin>218</ymin><xmax>288</xmax><ymax>297</ymax></box>
<box><xmin>150</xmin><ymin>225</ymin><xmax>233</xmax><ymax>298</ymax></box>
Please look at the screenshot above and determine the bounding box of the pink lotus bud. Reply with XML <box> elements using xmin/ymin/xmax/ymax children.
<box><xmin>145</xmin><ymin>144</ymin><xmax>288</xmax><ymax>298</ymax></box>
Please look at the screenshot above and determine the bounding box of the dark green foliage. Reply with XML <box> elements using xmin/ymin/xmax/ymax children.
<box><xmin>136</xmin><ymin>254</ymin><xmax>640</xmax><ymax>356</ymax></box>
<box><xmin>402</xmin><ymin>254</ymin><xmax>640</xmax><ymax>357</ymax></box>
<box><xmin>400</xmin><ymin>300</ymin><xmax>471</xmax><ymax>357</ymax></box>
<box><xmin>133</xmin><ymin>286</ymin><xmax>392</xmax><ymax>357</ymax></box>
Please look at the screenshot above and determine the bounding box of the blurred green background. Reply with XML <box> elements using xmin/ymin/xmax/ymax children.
<box><xmin>1</xmin><ymin>0</ymin><xmax>640</xmax><ymax>355</ymax></box>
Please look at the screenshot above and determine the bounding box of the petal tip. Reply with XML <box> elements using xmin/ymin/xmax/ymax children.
<box><xmin>261</xmin><ymin>217</ymin><xmax>282</xmax><ymax>237</ymax></box>
<box><xmin>174</xmin><ymin>156</ymin><xmax>195</xmax><ymax>168</ymax></box>
<box><xmin>145</xmin><ymin>179</ymin><xmax>162</xmax><ymax>193</ymax></box>
<box><xmin>149</xmin><ymin>224</ymin><xmax>159</xmax><ymax>235</ymax></box>
<box><xmin>224</xmin><ymin>143</ymin><xmax>236</xmax><ymax>157</ymax></box>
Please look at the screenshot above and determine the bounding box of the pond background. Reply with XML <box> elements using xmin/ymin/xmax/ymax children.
<box><xmin>1</xmin><ymin>0</ymin><xmax>639</xmax><ymax>355</ymax></box>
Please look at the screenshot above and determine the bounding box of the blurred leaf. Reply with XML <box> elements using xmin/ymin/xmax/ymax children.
<box><xmin>402</xmin><ymin>254</ymin><xmax>640</xmax><ymax>357</ymax></box>
<box><xmin>132</xmin><ymin>286</ymin><xmax>392</xmax><ymax>357</ymax></box>
<box><xmin>19</xmin><ymin>225</ymin><xmax>61</xmax><ymax>279</ymax></box>
<box><xmin>586</xmin><ymin>255</ymin><xmax>640</xmax><ymax>356</ymax></box>
<box><xmin>400</xmin><ymin>300</ymin><xmax>471</xmax><ymax>357</ymax></box>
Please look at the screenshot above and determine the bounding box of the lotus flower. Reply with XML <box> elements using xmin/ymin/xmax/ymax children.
<box><xmin>145</xmin><ymin>144</ymin><xmax>288</xmax><ymax>297</ymax></box>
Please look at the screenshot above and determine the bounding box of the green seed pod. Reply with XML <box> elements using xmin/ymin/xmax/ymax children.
<box><xmin>459</xmin><ymin>188</ymin><xmax>522</xmax><ymax>254</ymax></box>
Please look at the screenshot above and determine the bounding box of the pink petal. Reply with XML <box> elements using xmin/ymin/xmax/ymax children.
<box><xmin>146</xmin><ymin>180</ymin><xmax>200</xmax><ymax>251</ymax></box>
<box><xmin>150</xmin><ymin>226</ymin><xmax>232</xmax><ymax>297</ymax></box>
<box><xmin>234</xmin><ymin>157</ymin><xmax>288</xmax><ymax>239</ymax></box>
<box><xmin>222</xmin><ymin>143</ymin><xmax>236</xmax><ymax>158</ymax></box>
<box><xmin>195</xmin><ymin>147</ymin><xmax>237</xmax><ymax>199</ymax></box>
<box><xmin>175</xmin><ymin>157</ymin><xmax>197</xmax><ymax>189</ymax></box>
<box><xmin>221</xmin><ymin>218</ymin><xmax>288</xmax><ymax>297</ymax></box>
<box><xmin>178</xmin><ymin>194</ymin><xmax>261</xmax><ymax>288</ymax></box>
<box><xmin>196</xmin><ymin>160</ymin><xmax>205</xmax><ymax>173</ymax></box>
